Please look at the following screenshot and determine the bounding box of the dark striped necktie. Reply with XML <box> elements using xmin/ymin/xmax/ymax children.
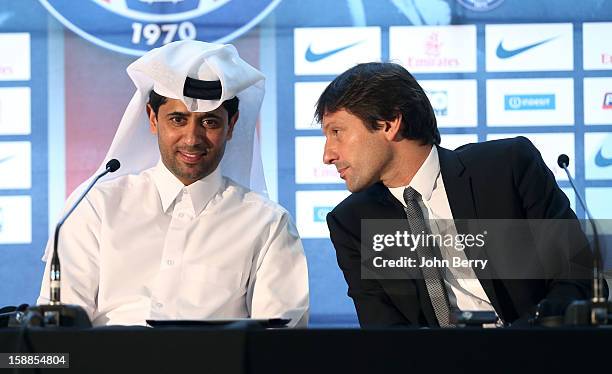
<box><xmin>403</xmin><ymin>186</ymin><xmax>453</xmax><ymax>327</ymax></box>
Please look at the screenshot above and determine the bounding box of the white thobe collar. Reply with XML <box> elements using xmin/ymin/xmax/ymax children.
<box><xmin>388</xmin><ymin>145</ymin><xmax>439</xmax><ymax>205</ymax></box>
<box><xmin>151</xmin><ymin>159</ymin><xmax>223</xmax><ymax>216</ymax></box>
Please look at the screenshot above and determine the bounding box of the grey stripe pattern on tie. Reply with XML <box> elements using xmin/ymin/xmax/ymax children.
<box><xmin>403</xmin><ymin>186</ymin><xmax>453</xmax><ymax>327</ymax></box>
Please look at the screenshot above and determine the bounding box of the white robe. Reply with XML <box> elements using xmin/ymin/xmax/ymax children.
<box><xmin>38</xmin><ymin>161</ymin><xmax>309</xmax><ymax>327</ymax></box>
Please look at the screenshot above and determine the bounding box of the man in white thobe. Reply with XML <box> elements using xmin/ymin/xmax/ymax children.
<box><xmin>37</xmin><ymin>41</ymin><xmax>309</xmax><ymax>327</ymax></box>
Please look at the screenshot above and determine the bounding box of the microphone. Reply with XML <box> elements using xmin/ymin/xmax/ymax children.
<box><xmin>29</xmin><ymin>159</ymin><xmax>121</xmax><ymax>327</ymax></box>
<box><xmin>557</xmin><ymin>154</ymin><xmax>569</xmax><ymax>169</ymax></box>
<box><xmin>106</xmin><ymin>158</ymin><xmax>120</xmax><ymax>172</ymax></box>
<box><xmin>556</xmin><ymin>154</ymin><xmax>610</xmax><ymax>325</ymax></box>
<box><xmin>50</xmin><ymin>159</ymin><xmax>121</xmax><ymax>305</ymax></box>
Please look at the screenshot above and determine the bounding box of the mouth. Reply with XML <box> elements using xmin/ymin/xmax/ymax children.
<box><xmin>337</xmin><ymin>167</ymin><xmax>348</xmax><ymax>179</ymax></box>
<box><xmin>178</xmin><ymin>150</ymin><xmax>206</xmax><ymax>164</ymax></box>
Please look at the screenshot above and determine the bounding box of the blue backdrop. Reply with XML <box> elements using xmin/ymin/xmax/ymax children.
<box><xmin>0</xmin><ymin>0</ymin><xmax>610</xmax><ymax>326</ymax></box>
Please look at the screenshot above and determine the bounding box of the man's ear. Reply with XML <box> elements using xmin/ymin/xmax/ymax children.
<box><xmin>146</xmin><ymin>104</ymin><xmax>158</xmax><ymax>134</ymax></box>
<box><xmin>226</xmin><ymin>111</ymin><xmax>239</xmax><ymax>140</ymax></box>
<box><xmin>382</xmin><ymin>114</ymin><xmax>402</xmax><ymax>141</ymax></box>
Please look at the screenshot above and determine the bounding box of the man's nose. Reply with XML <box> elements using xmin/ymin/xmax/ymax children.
<box><xmin>323</xmin><ymin>139</ymin><xmax>337</xmax><ymax>165</ymax></box>
<box><xmin>183</xmin><ymin>120</ymin><xmax>205</xmax><ymax>146</ymax></box>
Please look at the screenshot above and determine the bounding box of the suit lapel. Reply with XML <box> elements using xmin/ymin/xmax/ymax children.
<box><xmin>438</xmin><ymin>147</ymin><xmax>505</xmax><ymax>318</ymax></box>
<box><xmin>438</xmin><ymin>147</ymin><xmax>476</xmax><ymax>220</ymax></box>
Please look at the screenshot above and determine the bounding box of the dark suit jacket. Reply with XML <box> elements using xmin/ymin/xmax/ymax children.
<box><xmin>327</xmin><ymin>136</ymin><xmax>602</xmax><ymax>327</ymax></box>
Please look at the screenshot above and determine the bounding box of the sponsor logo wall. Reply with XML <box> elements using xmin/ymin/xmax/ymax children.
<box><xmin>274</xmin><ymin>3</ymin><xmax>612</xmax><ymax>324</ymax></box>
<box><xmin>0</xmin><ymin>1</ymin><xmax>50</xmax><ymax>306</ymax></box>
<box><xmin>0</xmin><ymin>32</ymin><xmax>33</xmax><ymax>246</ymax></box>
<box><xmin>282</xmin><ymin>20</ymin><xmax>611</xmax><ymax>242</ymax></box>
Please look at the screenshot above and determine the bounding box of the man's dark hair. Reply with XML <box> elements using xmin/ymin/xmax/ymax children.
<box><xmin>148</xmin><ymin>90</ymin><xmax>240</xmax><ymax>122</ymax></box>
<box><xmin>315</xmin><ymin>62</ymin><xmax>440</xmax><ymax>145</ymax></box>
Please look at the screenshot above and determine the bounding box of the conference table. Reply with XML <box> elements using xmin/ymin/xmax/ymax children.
<box><xmin>1</xmin><ymin>325</ymin><xmax>611</xmax><ymax>373</ymax></box>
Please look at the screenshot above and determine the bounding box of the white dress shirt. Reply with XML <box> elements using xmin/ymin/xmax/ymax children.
<box><xmin>388</xmin><ymin>146</ymin><xmax>498</xmax><ymax>318</ymax></box>
<box><xmin>38</xmin><ymin>161</ymin><xmax>309</xmax><ymax>327</ymax></box>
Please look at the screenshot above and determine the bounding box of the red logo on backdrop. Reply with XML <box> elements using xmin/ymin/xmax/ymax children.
<box><xmin>405</xmin><ymin>32</ymin><xmax>459</xmax><ymax>68</ymax></box>
<box><xmin>0</xmin><ymin>66</ymin><xmax>13</xmax><ymax>76</ymax></box>
<box><xmin>601</xmin><ymin>53</ymin><xmax>612</xmax><ymax>65</ymax></box>
<box><xmin>603</xmin><ymin>92</ymin><xmax>612</xmax><ymax>110</ymax></box>
<box><xmin>425</xmin><ymin>32</ymin><xmax>442</xmax><ymax>57</ymax></box>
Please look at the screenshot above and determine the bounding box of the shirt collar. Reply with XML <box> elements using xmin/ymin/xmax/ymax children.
<box><xmin>388</xmin><ymin>145</ymin><xmax>440</xmax><ymax>204</ymax></box>
<box><xmin>151</xmin><ymin>159</ymin><xmax>223</xmax><ymax>215</ymax></box>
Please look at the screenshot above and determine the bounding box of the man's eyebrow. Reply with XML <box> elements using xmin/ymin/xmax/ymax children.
<box><xmin>166</xmin><ymin>111</ymin><xmax>189</xmax><ymax>117</ymax></box>
<box><xmin>165</xmin><ymin>111</ymin><xmax>224</xmax><ymax>119</ymax></box>
<box><xmin>200</xmin><ymin>112</ymin><xmax>223</xmax><ymax>119</ymax></box>
<box><xmin>321</xmin><ymin>121</ymin><xmax>335</xmax><ymax>130</ymax></box>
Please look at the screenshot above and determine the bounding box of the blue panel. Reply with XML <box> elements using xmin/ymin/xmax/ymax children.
<box><xmin>0</xmin><ymin>0</ymin><xmax>48</xmax><ymax>306</ymax></box>
<box><xmin>274</xmin><ymin>0</ymin><xmax>612</xmax><ymax>326</ymax></box>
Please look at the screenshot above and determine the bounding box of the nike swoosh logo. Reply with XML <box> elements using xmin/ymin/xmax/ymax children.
<box><xmin>0</xmin><ymin>155</ymin><xmax>13</xmax><ymax>165</ymax></box>
<box><xmin>305</xmin><ymin>41</ymin><xmax>362</xmax><ymax>62</ymax></box>
<box><xmin>595</xmin><ymin>147</ymin><xmax>612</xmax><ymax>167</ymax></box>
<box><xmin>496</xmin><ymin>36</ymin><xmax>557</xmax><ymax>59</ymax></box>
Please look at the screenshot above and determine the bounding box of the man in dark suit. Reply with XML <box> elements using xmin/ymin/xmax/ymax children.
<box><xmin>316</xmin><ymin>62</ymin><xmax>599</xmax><ymax>327</ymax></box>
